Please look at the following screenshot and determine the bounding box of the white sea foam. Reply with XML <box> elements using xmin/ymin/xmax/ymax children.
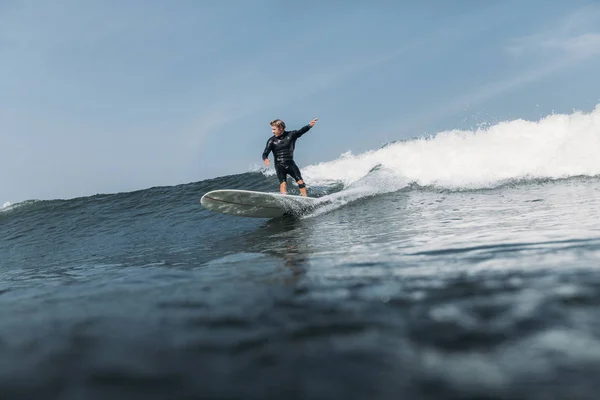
<box><xmin>0</xmin><ymin>200</ymin><xmax>35</xmax><ymax>213</ymax></box>
<box><xmin>297</xmin><ymin>105</ymin><xmax>600</xmax><ymax>191</ymax></box>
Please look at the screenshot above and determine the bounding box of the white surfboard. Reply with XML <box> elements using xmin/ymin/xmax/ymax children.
<box><xmin>200</xmin><ymin>189</ymin><xmax>321</xmax><ymax>218</ymax></box>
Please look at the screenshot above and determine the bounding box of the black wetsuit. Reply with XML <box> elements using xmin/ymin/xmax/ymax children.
<box><xmin>262</xmin><ymin>125</ymin><xmax>312</xmax><ymax>183</ymax></box>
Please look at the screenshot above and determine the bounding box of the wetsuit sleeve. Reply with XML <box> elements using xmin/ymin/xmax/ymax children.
<box><xmin>262</xmin><ymin>137</ymin><xmax>273</xmax><ymax>160</ymax></box>
<box><xmin>292</xmin><ymin>124</ymin><xmax>312</xmax><ymax>139</ymax></box>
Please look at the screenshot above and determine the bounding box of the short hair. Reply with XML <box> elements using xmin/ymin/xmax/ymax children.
<box><xmin>270</xmin><ymin>119</ymin><xmax>286</xmax><ymax>129</ymax></box>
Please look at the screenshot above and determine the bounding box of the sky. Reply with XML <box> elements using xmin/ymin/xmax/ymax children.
<box><xmin>2</xmin><ymin>0</ymin><xmax>600</xmax><ymax>203</ymax></box>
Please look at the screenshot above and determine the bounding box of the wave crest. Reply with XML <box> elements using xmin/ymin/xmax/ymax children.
<box><xmin>298</xmin><ymin>105</ymin><xmax>600</xmax><ymax>191</ymax></box>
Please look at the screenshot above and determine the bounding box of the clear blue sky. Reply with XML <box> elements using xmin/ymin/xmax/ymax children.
<box><xmin>2</xmin><ymin>0</ymin><xmax>600</xmax><ymax>203</ymax></box>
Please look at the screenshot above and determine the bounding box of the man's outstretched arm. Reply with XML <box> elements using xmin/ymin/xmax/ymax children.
<box><xmin>294</xmin><ymin>118</ymin><xmax>318</xmax><ymax>139</ymax></box>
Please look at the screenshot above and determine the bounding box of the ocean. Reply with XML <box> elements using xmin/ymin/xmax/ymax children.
<box><xmin>2</xmin><ymin>106</ymin><xmax>600</xmax><ymax>399</ymax></box>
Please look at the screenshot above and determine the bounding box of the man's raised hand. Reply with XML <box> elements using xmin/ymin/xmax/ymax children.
<box><xmin>309</xmin><ymin>118</ymin><xmax>318</xmax><ymax>127</ymax></box>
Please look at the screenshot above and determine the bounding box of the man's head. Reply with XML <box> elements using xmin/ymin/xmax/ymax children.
<box><xmin>270</xmin><ymin>119</ymin><xmax>285</xmax><ymax>136</ymax></box>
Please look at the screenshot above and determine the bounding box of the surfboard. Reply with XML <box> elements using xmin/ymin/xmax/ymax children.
<box><xmin>200</xmin><ymin>189</ymin><xmax>321</xmax><ymax>218</ymax></box>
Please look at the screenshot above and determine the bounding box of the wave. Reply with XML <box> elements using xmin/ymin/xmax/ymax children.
<box><xmin>283</xmin><ymin>105</ymin><xmax>600</xmax><ymax>193</ymax></box>
<box><xmin>5</xmin><ymin>106</ymin><xmax>600</xmax><ymax>217</ymax></box>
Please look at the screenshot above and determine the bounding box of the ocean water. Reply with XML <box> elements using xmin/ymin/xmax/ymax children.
<box><xmin>2</xmin><ymin>106</ymin><xmax>600</xmax><ymax>399</ymax></box>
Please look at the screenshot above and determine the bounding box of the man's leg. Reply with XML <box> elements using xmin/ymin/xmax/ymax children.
<box><xmin>288</xmin><ymin>162</ymin><xmax>307</xmax><ymax>197</ymax></box>
<box><xmin>275</xmin><ymin>164</ymin><xmax>288</xmax><ymax>194</ymax></box>
<box><xmin>297</xmin><ymin>180</ymin><xmax>307</xmax><ymax>197</ymax></box>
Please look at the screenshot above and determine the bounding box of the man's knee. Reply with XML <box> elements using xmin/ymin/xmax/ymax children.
<box><xmin>297</xmin><ymin>180</ymin><xmax>306</xmax><ymax>189</ymax></box>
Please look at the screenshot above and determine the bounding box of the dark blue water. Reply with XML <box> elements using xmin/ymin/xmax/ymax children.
<box><xmin>3</xmin><ymin>169</ymin><xmax>600</xmax><ymax>399</ymax></box>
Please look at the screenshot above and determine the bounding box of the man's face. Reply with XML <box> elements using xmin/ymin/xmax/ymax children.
<box><xmin>271</xmin><ymin>125</ymin><xmax>284</xmax><ymax>136</ymax></box>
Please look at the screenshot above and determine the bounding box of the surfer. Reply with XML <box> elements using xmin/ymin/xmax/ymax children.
<box><xmin>262</xmin><ymin>118</ymin><xmax>318</xmax><ymax>196</ymax></box>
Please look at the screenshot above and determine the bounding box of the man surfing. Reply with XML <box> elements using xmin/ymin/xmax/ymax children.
<box><xmin>262</xmin><ymin>118</ymin><xmax>318</xmax><ymax>197</ymax></box>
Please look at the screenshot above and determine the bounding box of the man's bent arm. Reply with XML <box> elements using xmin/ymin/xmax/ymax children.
<box><xmin>262</xmin><ymin>138</ymin><xmax>273</xmax><ymax>160</ymax></box>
